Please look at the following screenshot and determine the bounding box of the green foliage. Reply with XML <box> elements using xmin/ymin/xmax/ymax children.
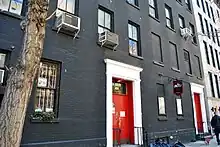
<box><xmin>31</xmin><ymin>111</ymin><xmax>55</xmax><ymax>122</ymax></box>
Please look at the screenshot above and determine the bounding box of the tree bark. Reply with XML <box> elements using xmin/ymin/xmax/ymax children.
<box><xmin>0</xmin><ymin>0</ymin><xmax>49</xmax><ymax>146</ymax></box>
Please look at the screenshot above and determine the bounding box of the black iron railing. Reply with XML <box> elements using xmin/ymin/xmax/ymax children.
<box><xmin>113</xmin><ymin>128</ymin><xmax>121</xmax><ymax>147</ymax></box>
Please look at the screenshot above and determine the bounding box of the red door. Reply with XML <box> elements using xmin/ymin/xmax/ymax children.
<box><xmin>112</xmin><ymin>79</ymin><xmax>134</xmax><ymax>144</ymax></box>
<box><xmin>194</xmin><ymin>93</ymin><xmax>204</xmax><ymax>133</ymax></box>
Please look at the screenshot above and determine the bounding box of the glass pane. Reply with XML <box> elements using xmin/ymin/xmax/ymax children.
<box><xmin>9</xmin><ymin>0</ymin><xmax>23</xmax><ymax>15</ymax></box>
<box><xmin>166</xmin><ymin>19</ymin><xmax>171</xmax><ymax>27</ymax></box>
<box><xmin>0</xmin><ymin>53</ymin><xmax>6</xmax><ymax>68</ymax></box>
<box><xmin>158</xmin><ymin>97</ymin><xmax>166</xmax><ymax>114</ymax></box>
<box><xmin>0</xmin><ymin>70</ymin><xmax>5</xmax><ymax>83</ymax></box>
<box><xmin>98</xmin><ymin>26</ymin><xmax>104</xmax><ymax>34</ymax></box>
<box><xmin>112</xmin><ymin>82</ymin><xmax>126</xmax><ymax>94</ymax></box>
<box><xmin>98</xmin><ymin>9</ymin><xmax>105</xmax><ymax>27</ymax></box>
<box><xmin>149</xmin><ymin>0</ymin><xmax>155</xmax><ymax>7</ymax></box>
<box><xmin>66</xmin><ymin>0</ymin><xmax>75</xmax><ymax>14</ymax></box>
<box><xmin>57</xmin><ymin>0</ymin><xmax>66</xmax><ymax>10</ymax></box>
<box><xmin>149</xmin><ymin>7</ymin><xmax>156</xmax><ymax>18</ymax></box>
<box><xmin>165</xmin><ymin>8</ymin><xmax>170</xmax><ymax>18</ymax></box>
<box><xmin>129</xmin><ymin>40</ymin><xmax>138</xmax><ymax>56</ymax></box>
<box><xmin>179</xmin><ymin>17</ymin><xmax>183</xmax><ymax>28</ymax></box>
<box><xmin>127</xmin><ymin>0</ymin><xmax>135</xmax><ymax>5</ymax></box>
<box><xmin>128</xmin><ymin>24</ymin><xmax>133</xmax><ymax>38</ymax></box>
<box><xmin>0</xmin><ymin>0</ymin><xmax>10</xmax><ymax>11</ymax></box>
<box><xmin>176</xmin><ymin>98</ymin><xmax>183</xmax><ymax>115</ymax></box>
<box><xmin>105</xmin><ymin>12</ymin><xmax>111</xmax><ymax>30</ymax></box>
<box><xmin>132</xmin><ymin>25</ymin><xmax>138</xmax><ymax>41</ymax></box>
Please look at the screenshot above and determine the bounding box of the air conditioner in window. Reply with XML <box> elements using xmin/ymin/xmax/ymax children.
<box><xmin>180</xmin><ymin>28</ymin><xmax>192</xmax><ymax>39</ymax></box>
<box><xmin>55</xmin><ymin>11</ymin><xmax>81</xmax><ymax>38</ymax></box>
<box><xmin>98</xmin><ymin>31</ymin><xmax>119</xmax><ymax>50</ymax></box>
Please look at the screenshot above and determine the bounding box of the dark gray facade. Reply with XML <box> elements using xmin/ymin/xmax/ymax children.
<box><xmin>0</xmin><ymin>0</ymin><xmax>203</xmax><ymax>146</ymax></box>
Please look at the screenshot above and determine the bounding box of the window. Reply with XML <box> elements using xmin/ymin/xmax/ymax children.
<box><xmin>57</xmin><ymin>0</ymin><xmax>76</xmax><ymax>14</ymax></box>
<box><xmin>204</xmin><ymin>41</ymin><xmax>210</xmax><ymax>64</ymax></box>
<box><xmin>35</xmin><ymin>60</ymin><xmax>60</xmax><ymax>114</ymax></box>
<box><xmin>152</xmin><ymin>33</ymin><xmax>163</xmax><ymax>63</ymax></box>
<box><xmin>201</xmin><ymin>0</ymin><xmax>206</xmax><ymax>13</ymax></box>
<box><xmin>194</xmin><ymin>55</ymin><xmax>202</xmax><ymax>78</ymax></box>
<box><xmin>185</xmin><ymin>0</ymin><xmax>191</xmax><ymax>11</ymax></box>
<box><xmin>210</xmin><ymin>45</ymin><xmax>216</xmax><ymax>67</ymax></box>
<box><xmin>205</xmin><ymin>1</ymin><xmax>211</xmax><ymax>18</ymax></box>
<box><xmin>204</xmin><ymin>19</ymin><xmax>210</xmax><ymax>38</ymax></box>
<box><xmin>0</xmin><ymin>0</ymin><xmax>23</xmax><ymax>15</ymax></box>
<box><xmin>127</xmin><ymin>0</ymin><xmax>138</xmax><ymax>6</ymax></box>
<box><xmin>198</xmin><ymin>13</ymin><xmax>205</xmax><ymax>34</ymax></box>
<box><xmin>149</xmin><ymin>0</ymin><xmax>158</xmax><ymax>19</ymax></box>
<box><xmin>177</xmin><ymin>0</ymin><xmax>182</xmax><ymax>4</ymax></box>
<box><xmin>169</xmin><ymin>42</ymin><xmax>179</xmax><ymax>69</ymax></box>
<box><xmin>165</xmin><ymin>4</ymin><xmax>174</xmax><ymax>29</ymax></box>
<box><xmin>112</xmin><ymin>82</ymin><xmax>126</xmax><ymax>94</ymax></box>
<box><xmin>197</xmin><ymin>0</ymin><xmax>200</xmax><ymax>7</ymax></box>
<box><xmin>98</xmin><ymin>7</ymin><xmax>113</xmax><ymax>33</ymax></box>
<box><xmin>208</xmin><ymin>72</ymin><xmax>215</xmax><ymax>97</ymax></box>
<box><xmin>215</xmin><ymin>75</ymin><xmax>220</xmax><ymax>98</ymax></box>
<box><xmin>157</xmin><ymin>84</ymin><xmax>166</xmax><ymax>115</ymax></box>
<box><xmin>215</xmin><ymin>49</ymin><xmax>220</xmax><ymax>70</ymax></box>
<box><xmin>189</xmin><ymin>23</ymin><xmax>197</xmax><ymax>44</ymax></box>
<box><xmin>128</xmin><ymin>22</ymin><xmax>141</xmax><ymax>56</ymax></box>
<box><xmin>210</xmin><ymin>6</ymin><xmax>215</xmax><ymax>23</ymax></box>
<box><xmin>216</xmin><ymin>29</ymin><xmax>220</xmax><ymax>46</ymax></box>
<box><xmin>176</xmin><ymin>97</ymin><xmax>183</xmax><ymax>115</ymax></box>
<box><xmin>183</xmin><ymin>50</ymin><xmax>192</xmax><ymax>74</ymax></box>
<box><xmin>0</xmin><ymin>53</ymin><xmax>8</xmax><ymax>85</ymax></box>
<box><xmin>210</xmin><ymin>24</ymin><xmax>216</xmax><ymax>43</ymax></box>
<box><xmin>179</xmin><ymin>15</ymin><xmax>185</xmax><ymax>29</ymax></box>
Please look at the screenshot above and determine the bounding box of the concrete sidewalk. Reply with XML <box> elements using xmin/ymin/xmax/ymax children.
<box><xmin>185</xmin><ymin>139</ymin><xmax>219</xmax><ymax>147</ymax></box>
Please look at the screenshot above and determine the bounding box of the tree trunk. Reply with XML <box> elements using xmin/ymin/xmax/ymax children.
<box><xmin>0</xmin><ymin>0</ymin><xmax>49</xmax><ymax>146</ymax></box>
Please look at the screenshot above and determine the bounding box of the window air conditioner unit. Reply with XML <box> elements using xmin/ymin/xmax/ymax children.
<box><xmin>55</xmin><ymin>11</ymin><xmax>81</xmax><ymax>38</ymax></box>
<box><xmin>180</xmin><ymin>28</ymin><xmax>192</xmax><ymax>39</ymax></box>
<box><xmin>99</xmin><ymin>31</ymin><xmax>119</xmax><ymax>50</ymax></box>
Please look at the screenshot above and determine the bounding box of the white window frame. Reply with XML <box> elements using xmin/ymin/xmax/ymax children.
<box><xmin>0</xmin><ymin>0</ymin><xmax>23</xmax><ymax>15</ymax></box>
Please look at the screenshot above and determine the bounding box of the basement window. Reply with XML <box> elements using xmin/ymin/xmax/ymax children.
<box><xmin>34</xmin><ymin>60</ymin><xmax>61</xmax><ymax>118</ymax></box>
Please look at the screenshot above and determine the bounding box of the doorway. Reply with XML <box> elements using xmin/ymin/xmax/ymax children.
<box><xmin>112</xmin><ymin>78</ymin><xmax>134</xmax><ymax>144</ymax></box>
<box><xmin>194</xmin><ymin>93</ymin><xmax>204</xmax><ymax>133</ymax></box>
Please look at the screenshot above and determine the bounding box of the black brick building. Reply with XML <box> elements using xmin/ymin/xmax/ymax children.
<box><xmin>0</xmin><ymin>0</ymin><xmax>207</xmax><ymax>146</ymax></box>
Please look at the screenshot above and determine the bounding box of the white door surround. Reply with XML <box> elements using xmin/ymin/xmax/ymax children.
<box><xmin>190</xmin><ymin>83</ymin><xmax>208</xmax><ymax>134</ymax></box>
<box><xmin>104</xmin><ymin>59</ymin><xmax>143</xmax><ymax>147</ymax></box>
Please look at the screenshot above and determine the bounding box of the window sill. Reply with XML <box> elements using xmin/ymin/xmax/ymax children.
<box><xmin>197</xmin><ymin>77</ymin><xmax>202</xmax><ymax>80</ymax></box>
<box><xmin>0</xmin><ymin>10</ymin><xmax>23</xmax><ymax>20</ymax></box>
<box><xmin>176</xmin><ymin>0</ymin><xmax>183</xmax><ymax>6</ymax></box>
<box><xmin>153</xmin><ymin>61</ymin><xmax>164</xmax><ymax>67</ymax></box>
<box><xmin>158</xmin><ymin>115</ymin><xmax>168</xmax><ymax>121</ymax></box>
<box><xmin>30</xmin><ymin>118</ymin><xmax>59</xmax><ymax>123</ymax></box>
<box><xmin>126</xmin><ymin>1</ymin><xmax>140</xmax><ymax>10</ymax></box>
<box><xmin>149</xmin><ymin>15</ymin><xmax>160</xmax><ymax>23</ymax></box>
<box><xmin>186</xmin><ymin>8</ymin><xmax>192</xmax><ymax>14</ymax></box>
<box><xmin>166</xmin><ymin>26</ymin><xmax>176</xmax><ymax>33</ymax></box>
<box><xmin>192</xmin><ymin>41</ymin><xmax>198</xmax><ymax>46</ymax></box>
<box><xmin>177</xmin><ymin>115</ymin><xmax>184</xmax><ymax>120</ymax></box>
<box><xmin>186</xmin><ymin>73</ymin><xmax>193</xmax><ymax>77</ymax></box>
<box><xmin>171</xmin><ymin>67</ymin><xmax>180</xmax><ymax>73</ymax></box>
<box><xmin>129</xmin><ymin>53</ymin><xmax>143</xmax><ymax>60</ymax></box>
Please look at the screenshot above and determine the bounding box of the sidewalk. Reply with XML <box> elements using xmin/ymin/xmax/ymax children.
<box><xmin>185</xmin><ymin>139</ymin><xmax>219</xmax><ymax>147</ymax></box>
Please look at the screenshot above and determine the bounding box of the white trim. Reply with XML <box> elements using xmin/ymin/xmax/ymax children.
<box><xmin>105</xmin><ymin>59</ymin><xmax>143</xmax><ymax>147</ymax></box>
<box><xmin>190</xmin><ymin>83</ymin><xmax>208</xmax><ymax>134</ymax></box>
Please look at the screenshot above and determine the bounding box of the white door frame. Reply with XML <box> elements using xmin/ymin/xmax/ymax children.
<box><xmin>104</xmin><ymin>59</ymin><xmax>143</xmax><ymax>147</ymax></box>
<box><xmin>190</xmin><ymin>83</ymin><xmax>208</xmax><ymax>134</ymax></box>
